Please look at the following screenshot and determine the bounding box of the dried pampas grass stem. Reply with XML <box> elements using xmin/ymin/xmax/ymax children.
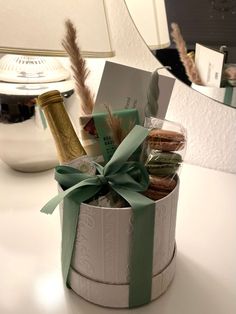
<box><xmin>105</xmin><ymin>106</ymin><xmax>136</xmax><ymax>146</ymax></box>
<box><xmin>62</xmin><ymin>19</ymin><xmax>94</xmax><ymax>115</ymax></box>
<box><xmin>171</xmin><ymin>23</ymin><xmax>203</xmax><ymax>85</ymax></box>
<box><xmin>105</xmin><ymin>105</ymin><xmax>124</xmax><ymax>146</ymax></box>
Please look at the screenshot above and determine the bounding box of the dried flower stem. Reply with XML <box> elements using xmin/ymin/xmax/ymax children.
<box><xmin>62</xmin><ymin>19</ymin><xmax>94</xmax><ymax>115</ymax></box>
<box><xmin>170</xmin><ymin>23</ymin><xmax>203</xmax><ymax>85</ymax></box>
<box><xmin>105</xmin><ymin>105</ymin><xmax>124</xmax><ymax>146</ymax></box>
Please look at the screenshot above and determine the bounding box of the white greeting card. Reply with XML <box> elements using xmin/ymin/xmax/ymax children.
<box><xmin>195</xmin><ymin>43</ymin><xmax>225</xmax><ymax>87</ymax></box>
<box><xmin>93</xmin><ymin>61</ymin><xmax>175</xmax><ymax>122</ymax></box>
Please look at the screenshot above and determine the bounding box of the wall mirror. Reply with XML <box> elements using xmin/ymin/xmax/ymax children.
<box><xmin>125</xmin><ymin>0</ymin><xmax>236</xmax><ymax>108</ymax></box>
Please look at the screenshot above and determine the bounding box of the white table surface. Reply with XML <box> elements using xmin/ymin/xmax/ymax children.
<box><xmin>0</xmin><ymin>160</ymin><xmax>236</xmax><ymax>314</ymax></box>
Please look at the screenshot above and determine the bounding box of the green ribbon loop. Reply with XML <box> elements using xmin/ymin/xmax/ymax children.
<box><xmin>41</xmin><ymin>125</ymin><xmax>155</xmax><ymax>308</ymax></box>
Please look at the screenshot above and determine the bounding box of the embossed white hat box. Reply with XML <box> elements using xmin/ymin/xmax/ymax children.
<box><xmin>60</xmin><ymin>178</ymin><xmax>179</xmax><ymax>308</ymax></box>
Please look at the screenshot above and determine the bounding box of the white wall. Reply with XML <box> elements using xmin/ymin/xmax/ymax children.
<box><xmin>102</xmin><ymin>0</ymin><xmax>236</xmax><ymax>174</ymax></box>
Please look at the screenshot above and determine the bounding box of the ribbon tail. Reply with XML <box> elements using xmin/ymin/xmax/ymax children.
<box><xmin>61</xmin><ymin>184</ymin><xmax>102</xmax><ymax>285</ymax></box>
<box><xmin>41</xmin><ymin>174</ymin><xmax>102</xmax><ymax>284</ymax></box>
<box><xmin>113</xmin><ymin>187</ymin><xmax>155</xmax><ymax>308</ymax></box>
<box><xmin>40</xmin><ymin>184</ymin><xmax>82</xmax><ymax>214</ymax></box>
<box><xmin>61</xmin><ymin>196</ymin><xmax>80</xmax><ymax>285</ymax></box>
<box><xmin>41</xmin><ymin>178</ymin><xmax>100</xmax><ymax>214</ymax></box>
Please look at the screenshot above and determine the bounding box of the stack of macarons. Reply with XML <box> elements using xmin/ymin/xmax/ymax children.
<box><xmin>143</xmin><ymin>128</ymin><xmax>186</xmax><ymax>201</ymax></box>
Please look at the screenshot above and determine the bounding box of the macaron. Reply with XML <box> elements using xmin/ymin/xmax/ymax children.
<box><xmin>145</xmin><ymin>152</ymin><xmax>182</xmax><ymax>176</ymax></box>
<box><xmin>143</xmin><ymin>175</ymin><xmax>177</xmax><ymax>200</ymax></box>
<box><xmin>146</xmin><ymin>164</ymin><xmax>179</xmax><ymax>176</ymax></box>
<box><xmin>147</xmin><ymin>129</ymin><xmax>186</xmax><ymax>151</ymax></box>
<box><xmin>149</xmin><ymin>175</ymin><xmax>177</xmax><ymax>191</ymax></box>
<box><xmin>147</xmin><ymin>151</ymin><xmax>182</xmax><ymax>164</ymax></box>
<box><xmin>143</xmin><ymin>189</ymin><xmax>169</xmax><ymax>200</ymax></box>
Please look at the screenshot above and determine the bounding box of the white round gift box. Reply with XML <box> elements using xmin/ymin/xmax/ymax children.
<box><xmin>191</xmin><ymin>83</ymin><xmax>236</xmax><ymax>108</ymax></box>
<box><xmin>63</xmin><ymin>178</ymin><xmax>179</xmax><ymax>308</ymax></box>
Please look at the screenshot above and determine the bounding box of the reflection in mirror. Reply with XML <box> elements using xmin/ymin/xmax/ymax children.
<box><xmin>125</xmin><ymin>0</ymin><xmax>236</xmax><ymax>108</ymax></box>
<box><xmin>124</xmin><ymin>0</ymin><xmax>170</xmax><ymax>49</ymax></box>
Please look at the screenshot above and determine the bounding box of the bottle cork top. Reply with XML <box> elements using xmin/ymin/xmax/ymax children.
<box><xmin>37</xmin><ymin>90</ymin><xmax>63</xmax><ymax>108</ymax></box>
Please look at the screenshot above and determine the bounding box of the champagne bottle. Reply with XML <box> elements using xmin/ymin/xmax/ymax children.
<box><xmin>38</xmin><ymin>90</ymin><xmax>124</xmax><ymax>207</ymax></box>
<box><xmin>37</xmin><ymin>90</ymin><xmax>93</xmax><ymax>172</ymax></box>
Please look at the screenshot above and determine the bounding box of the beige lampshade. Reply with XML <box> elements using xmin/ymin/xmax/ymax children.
<box><xmin>0</xmin><ymin>0</ymin><xmax>114</xmax><ymax>57</ymax></box>
<box><xmin>125</xmin><ymin>0</ymin><xmax>170</xmax><ymax>49</ymax></box>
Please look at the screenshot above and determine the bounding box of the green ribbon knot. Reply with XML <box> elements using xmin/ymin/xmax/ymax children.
<box><xmin>41</xmin><ymin>125</ymin><xmax>156</xmax><ymax>308</ymax></box>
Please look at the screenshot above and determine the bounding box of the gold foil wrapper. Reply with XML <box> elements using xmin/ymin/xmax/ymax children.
<box><xmin>38</xmin><ymin>90</ymin><xmax>86</xmax><ymax>163</ymax></box>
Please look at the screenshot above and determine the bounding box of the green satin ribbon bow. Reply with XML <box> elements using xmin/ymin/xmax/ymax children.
<box><xmin>41</xmin><ymin>125</ymin><xmax>155</xmax><ymax>308</ymax></box>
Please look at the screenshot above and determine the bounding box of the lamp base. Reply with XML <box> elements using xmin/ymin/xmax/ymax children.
<box><xmin>7</xmin><ymin>160</ymin><xmax>58</xmax><ymax>173</ymax></box>
<box><xmin>0</xmin><ymin>91</ymin><xmax>74</xmax><ymax>173</ymax></box>
<box><xmin>0</xmin><ymin>117</ymin><xmax>58</xmax><ymax>172</ymax></box>
<box><xmin>0</xmin><ymin>54</ymin><xmax>74</xmax><ymax>172</ymax></box>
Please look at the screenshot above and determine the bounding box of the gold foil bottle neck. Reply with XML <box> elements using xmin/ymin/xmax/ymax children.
<box><xmin>37</xmin><ymin>90</ymin><xmax>86</xmax><ymax>164</ymax></box>
<box><xmin>38</xmin><ymin>90</ymin><xmax>63</xmax><ymax>108</ymax></box>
